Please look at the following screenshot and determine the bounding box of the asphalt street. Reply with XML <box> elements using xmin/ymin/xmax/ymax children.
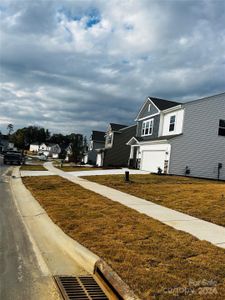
<box><xmin>0</xmin><ymin>156</ymin><xmax>60</xmax><ymax>300</ymax></box>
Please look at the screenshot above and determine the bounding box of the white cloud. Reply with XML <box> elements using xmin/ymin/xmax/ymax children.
<box><xmin>0</xmin><ymin>0</ymin><xmax>224</xmax><ymax>135</ymax></box>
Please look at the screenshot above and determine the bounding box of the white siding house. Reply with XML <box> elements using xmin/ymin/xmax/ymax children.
<box><xmin>29</xmin><ymin>143</ymin><xmax>39</xmax><ymax>152</ymax></box>
<box><xmin>38</xmin><ymin>143</ymin><xmax>61</xmax><ymax>158</ymax></box>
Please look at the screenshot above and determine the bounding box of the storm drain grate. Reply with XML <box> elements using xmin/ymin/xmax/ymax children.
<box><xmin>55</xmin><ymin>276</ymin><xmax>109</xmax><ymax>300</ymax></box>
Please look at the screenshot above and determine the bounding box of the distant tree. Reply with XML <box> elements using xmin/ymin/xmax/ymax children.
<box><xmin>11</xmin><ymin>126</ymin><xmax>51</xmax><ymax>149</ymax></box>
<box><xmin>69</xmin><ymin>133</ymin><xmax>84</xmax><ymax>163</ymax></box>
<box><xmin>49</xmin><ymin>133</ymin><xmax>69</xmax><ymax>145</ymax></box>
<box><xmin>11</xmin><ymin>128</ymin><xmax>25</xmax><ymax>149</ymax></box>
<box><xmin>7</xmin><ymin>123</ymin><xmax>14</xmax><ymax>136</ymax></box>
<box><xmin>45</xmin><ymin>129</ymin><xmax>51</xmax><ymax>141</ymax></box>
<box><xmin>83</xmin><ymin>136</ymin><xmax>88</xmax><ymax>153</ymax></box>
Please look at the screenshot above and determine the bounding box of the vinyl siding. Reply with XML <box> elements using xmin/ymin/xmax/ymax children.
<box><xmin>161</xmin><ymin>109</ymin><xmax>184</xmax><ymax>136</ymax></box>
<box><xmin>137</xmin><ymin>115</ymin><xmax>160</xmax><ymax>141</ymax></box>
<box><xmin>138</xmin><ymin>100</ymin><xmax>159</xmax><ymax>119</ymax></box>
<box><xmin>169</xmin><ymin>93</ymin><xmax>225</xmax><ymax>180</ymax></box>
<box><xmin>103</xmin><ymin>125</ymin><xmax>136</xmax><ymax>167</ymax></box>
<box><xmin>87</xmin><ymin>141</ymin><xmax>105</xmax><ymax>164</ymax></box>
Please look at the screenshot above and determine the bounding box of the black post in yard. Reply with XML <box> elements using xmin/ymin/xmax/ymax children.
<box><xmin>125</xmin><ymin>171</ymin><xmax>129</xmax><ymax>182</ymax></box>
<box><xmin>218</xmin><ymin>163</ymin><xmax>222</xmax><ymax>180</ymax></box>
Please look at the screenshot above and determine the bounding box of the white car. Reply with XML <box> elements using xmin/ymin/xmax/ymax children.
<box><xmin>38</xmin><ymin>154</ymin><xmax>47</xmax><ymax>161</ymax></box>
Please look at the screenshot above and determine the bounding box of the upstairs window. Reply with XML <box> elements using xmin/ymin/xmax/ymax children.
<box><xmin>141</xmin><ymin>119</ymin><xmax>154</xmax><ymax>136</ymax></box>
<box><xmin>169</xmin><ymin>115</ymin><xmax>176</xmax><ymax>132</ymax></box>
<box><xmin>89</xmin><ymin>141</ymin><xmax>93</xmax><ymax>151</ymax></box>
<box><xmin>218</xmin><ymin>119</ymin><xmax>225</xmax><ymax>136</ymax></box>
<box><xmin>106</xmin><ymin>133</ymin><xmax>113</xmax><ymax>145</ymax></box>
<box><xmin>148</xmin><ymin>103</ymin><xmax>151</xmax><ymax>112</ymax></box>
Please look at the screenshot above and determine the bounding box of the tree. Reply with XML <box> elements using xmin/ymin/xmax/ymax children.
<box><xmin>69</xmin><ymin>134</ymin><xmax>84</xmax><ymax>163</ymax></box>
<box><xmin>11</xmin><ymin>126</ymin><xmax>51</xmax><ymax>149</ymax></box>
<box><xmin>7</xmin><ymin>123</ymin><xmax>14</xmax><ymax>135</ymax></box>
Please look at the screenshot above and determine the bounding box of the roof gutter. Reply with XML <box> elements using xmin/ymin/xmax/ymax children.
<box><xmin>162</xmin><ymin>104</ymin><xmax>183</xmax><ymax>113</ymax></box>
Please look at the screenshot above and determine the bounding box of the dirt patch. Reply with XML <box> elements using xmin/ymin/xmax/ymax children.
<box><xmin>23</xmin><ymin>175</ymin><xmax>225</xmax><ymax>300</ymax></box>
<box><xmin>82</xmin><ymin>174</ymin><xmax>225</xmax><ymax>227</ymax></box>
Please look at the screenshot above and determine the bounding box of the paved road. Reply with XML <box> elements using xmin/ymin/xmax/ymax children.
<box><xmin>0</xmin><ymin>156</ymin><xmax>60</xmax><ymax>300</ymax></box>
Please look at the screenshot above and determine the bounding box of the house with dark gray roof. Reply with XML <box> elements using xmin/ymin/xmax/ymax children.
<box><xmin>0</xmin><ymin>135</ymin><xmax>14</xmax><ymax>153</ymax></box>
<box><xmin>127</xmin><ymin>93</ymin><xmax>225</xmax><ymax>180</ymax></box>
<box><xmin>83</xmin><ymin>130</ymin><xmax>105</xmax><ymax>164</ymax></box>
<box><xmin>96</xmin><ymin>123</ymin><xmax>136</xmax><ymax>167</ymax></box>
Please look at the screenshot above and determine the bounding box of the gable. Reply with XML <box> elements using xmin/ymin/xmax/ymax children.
<box><xmin>135</xmin><ymin>98</ymin><xmax>159</xmax><ymax>121</ymax></box>
<box><xmin>40</xmin><ymin>143</ymin><xmax>47</xmax><ymax>148</ymax></box>
<box><xmin>110</xmin><ymin>123</ymin><xmax>127</xmax><ymax>131</ymax></box>
<box><xmin>92</xmin><ymin>131</ymin><xmax>105</xmax><ymax>142</ymax></box>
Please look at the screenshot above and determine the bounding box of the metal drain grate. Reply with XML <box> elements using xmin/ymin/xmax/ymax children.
<box><xmin>55</xmin><ymin>276</ymin><xmax>109</xmax><ymax>300</ymax></box>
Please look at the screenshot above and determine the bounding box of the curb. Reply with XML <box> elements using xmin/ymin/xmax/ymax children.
<box><xmin>12</xmin><ymin>167</ymin><xmax>140</xmax><ymax>300</ymax></box>
<box><xmin>10</xmin><ymin>167</ymin><xmax>51</xmax><ymax>277</ymax></box>
<box><xmin>11</xmin><ymin>167</ymin><xmax>99</xmax><ymax>274</ymax></box>
<box><xmin>95</xmin><ymin>260</ymin><xmax>139</xmax><ymax>300</ymax></box>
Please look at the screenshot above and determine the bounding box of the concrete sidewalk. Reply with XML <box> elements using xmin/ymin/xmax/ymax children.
<box><xmin>20</xmin><ymin>166</ymin><xmax>148</xmax><ymax>177</ymax></box>
<box><xmin>20</xmin><ymin>170</ymin><xmax>55</xmax><ymax>177</ymax></box>
<box><xmin>68</xmin><ymin>168</ymin><xmax>149</xmax><ymax>177</ymax></box>
<box><xmin>44</xmin><ymin>162</ymin><xmax>225</xmax><ymax>249</ymax></box>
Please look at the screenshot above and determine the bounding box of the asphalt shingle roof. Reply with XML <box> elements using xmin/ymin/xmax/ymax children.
<box><xmin>149</xmin><ymin>97</ymin><xmax>181</xmax><ymax>110</ymax></box>
<box><xmin>92</xmin><ymin>131</ymin><xmax>105</xmax><ymax>142</ymax></box>
<box><xmin>110</xmin><ymin>123</ymin><xmax>127</xmax><ymax>131</ymax></box>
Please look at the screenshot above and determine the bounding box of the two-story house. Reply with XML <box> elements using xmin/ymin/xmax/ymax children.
<box><xmin>29</xmin><ymin>142</ymin><xmax>40</xmax><ymax>152</ymax></box>
<box><xmin>83</xmin><ymin>130</ymin><xmax>105</xmax><ymax>164</ymax></box>
<box><xmin>127</xmin><ymin>93</ymin><xmax>225</xmax><ymax>180</ymax></box>
<box><xmin>0</xmin><ymin>135</ymin><xmax>15</xmax><ymax>153</ymax></box>
<box><xmin>38</xmin><ymin>142</ymin><xmax>61</xmax><ymax>158</ymax></box>
<box><xmin>96</xmin><ymin>123</ymin><xmax>137</xmax><ymax>167</ymax></box>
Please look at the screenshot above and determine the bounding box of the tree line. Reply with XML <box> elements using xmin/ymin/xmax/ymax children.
<box><xmin>2</xmin><ymin>124</ymin><xmax>88</xmax><ymax>162</ymax></box>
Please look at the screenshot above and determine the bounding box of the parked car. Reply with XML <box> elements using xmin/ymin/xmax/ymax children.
<box><xmin>38</xmin><ymin>154</ymin><xmax>47</xmax><ymax>161</ymax></box>
<box><xmin>3</xmin><ymin>152</ymin><xmax>24</xmax><ymax>165</ymax></box>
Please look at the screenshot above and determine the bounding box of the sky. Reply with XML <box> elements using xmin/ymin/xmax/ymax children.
<box><xmin>0</xmin><ymin>0</ymin><xmax>225</xmax><ymax>137</ymax></box>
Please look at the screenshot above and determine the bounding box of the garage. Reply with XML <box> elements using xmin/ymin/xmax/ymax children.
<box><xmin>141</xmin><ymin>150</ymin><xmax>166</xmax><ymax>173</ymax></box>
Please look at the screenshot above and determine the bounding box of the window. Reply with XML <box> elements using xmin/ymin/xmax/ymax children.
<box><xmin>169</xmin><ymin>115</ymin><xmax>176</xmax><ymax>132</ymax></box>
<box><xmin>107</xmin><ymin>133</ymin><xmax>113</xmax><ymax>145</ymax></box>
<box><xmin>148</xmin><ymin>103</ymin><xmax>151</xmax><ymax>112</ymax></box>
<box><xmin>89</xmin><ymin>141</ymin><xmax>93</xmax><ymax>151</ymax></box>
<box><xmin>141</xmin><ymin>119</ymin><xmax>154</xmax><ymax>136</ymax></box>
<box><xmin>218</xmin><ymin>119</ymin><xmax>225</xmax><ymax>136</ymax></box>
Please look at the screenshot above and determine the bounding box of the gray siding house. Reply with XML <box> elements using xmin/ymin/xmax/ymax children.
<box><xmin>169</xmin><ymin>93</ymin><xmax>225</xmax><ymax>180</ymax></box>
<box><xmin>84</xmin><ymin>131</ymin><xmax>105</xmax><ymax>165</ymax></box>
<box><xmin>128</xmin><ymin>93</ymin><xmax>225</xmax><ymax>180</ymax></box>
<box><xmin>96</xmin><ymin>123</ymin><xmax>136</xmax><ymax>167</ymax></box>
<box><xmin>0</xmin><ymin>135</ymin><xmax>15</xmax><ymax>153</ymax></box>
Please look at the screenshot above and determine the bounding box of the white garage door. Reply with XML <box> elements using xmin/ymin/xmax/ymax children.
<box><xmin>141</xmin><ymin>150</ymin><xmax>165</xmax><ymax>172</ymax></box>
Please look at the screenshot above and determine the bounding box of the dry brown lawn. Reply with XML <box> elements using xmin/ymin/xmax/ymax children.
<box><xmin>23</xmin><ymin>175</ymin><xmax>225</xmax><ymax>300</ymax></box>
<box><xmin>20</xmin><ymin>165</ymin><xmax>46</xmax><ymax>171</ymax></box>
<box><xmin>82</xmin><ymin>174</ymin><xmax>225</xmax><ymax>227</ymax></box>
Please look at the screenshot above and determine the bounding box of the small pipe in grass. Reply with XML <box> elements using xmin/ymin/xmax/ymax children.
<box><xmin>125</xmin><ymin>171</ymin><xmax>130</xmax><ymax>182</ymax></box>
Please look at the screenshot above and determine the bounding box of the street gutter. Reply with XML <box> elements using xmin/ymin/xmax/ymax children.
<box><xmin>11</xmin><ymin>167</ymin><xmax>139</xmax><ymax>300</ymax></box>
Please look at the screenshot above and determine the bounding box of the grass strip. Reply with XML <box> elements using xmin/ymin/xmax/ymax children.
<box><xmin>20</xmin><ymin>165</ymin><xmax>47</xmax><ymax>171</ymax></box>
<box><xmin>82</xmin><ymin>174</ymin><xmax>225</xmax><ymax>227</ymax></box>
<box><xmin>23</xmin><ymin>175</ymin><xmax>225</xmax><ymax>299</ymax></box>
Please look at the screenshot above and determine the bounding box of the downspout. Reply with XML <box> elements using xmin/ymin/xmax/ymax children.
<box><xmin>218</xmin><ymin>163</ymin><xmax>223</xmax><ymax>180</ymax></box>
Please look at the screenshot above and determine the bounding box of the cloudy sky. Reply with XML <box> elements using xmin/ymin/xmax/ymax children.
<box><xmin>0</xmin><ymin>0</ymin><xmax>225</xmax><ymax>136</ymax></box>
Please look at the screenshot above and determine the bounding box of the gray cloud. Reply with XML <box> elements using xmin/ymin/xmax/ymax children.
<box><xmin>0</xmin><ymin>0</ymin><xmax>224</xmax><ymax>137</ymax></box>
